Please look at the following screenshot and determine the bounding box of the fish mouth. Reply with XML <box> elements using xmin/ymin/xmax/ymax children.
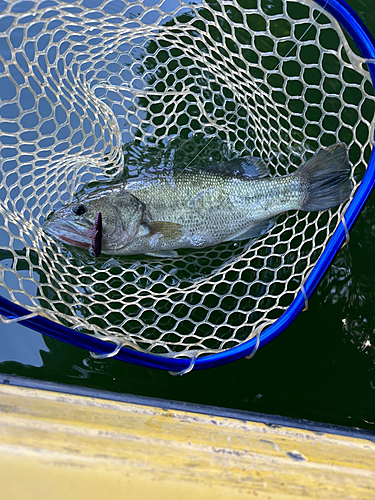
<box><xmin>44</xmin><ymin>218</ymin><xmax>92</xmax><ymax>249</ymax></box>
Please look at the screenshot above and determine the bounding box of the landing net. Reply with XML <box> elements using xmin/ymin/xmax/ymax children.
<box><xmin>0</xmin><ymin>0</ymin><xmax>374</xmax><ymax>369</ymax></box>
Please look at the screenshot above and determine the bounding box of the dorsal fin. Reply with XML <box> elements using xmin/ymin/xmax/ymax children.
<box><xmin>204</xmin><ymin>156</ymin><xmax>269</xmax><ymax>179</ymax></box>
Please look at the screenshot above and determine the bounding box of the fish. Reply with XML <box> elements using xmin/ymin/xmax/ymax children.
<box><xmin>44</xmin><ymin>143</ymin><xmax>352</xmax><ymax>258</ymax></box>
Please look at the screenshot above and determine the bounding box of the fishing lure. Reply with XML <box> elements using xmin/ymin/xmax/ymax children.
<box><xmin>91</xmin><ymin>212</ymin><xmax>102</xmax><ymax>257</ymax></box>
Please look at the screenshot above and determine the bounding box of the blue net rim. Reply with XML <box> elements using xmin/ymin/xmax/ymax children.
<box><xmin>1</xmin><ymin>0</ymin><xmax>375</xmax><ymax>372</ymax></box>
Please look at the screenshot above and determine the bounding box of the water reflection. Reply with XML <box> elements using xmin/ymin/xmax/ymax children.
<box><xmin>316</xmin><ymin>196</ymin><xmax>375</xmax><ymax>357</ymax></box>
<box><xmin>72</xmin><ymin>356</ymin><xmax>115</xmax><ymax>379</ymax></box>
<box><xmin>0</xmin><ymin>320</ymin><xmax>49</xmax><ymax>367</ymax></box>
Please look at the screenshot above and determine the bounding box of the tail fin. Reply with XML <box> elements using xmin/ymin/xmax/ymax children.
<box><xmin>299</xmin><ymin>143</ymin><xmax>353</xmax><ymax>211</ymax></box>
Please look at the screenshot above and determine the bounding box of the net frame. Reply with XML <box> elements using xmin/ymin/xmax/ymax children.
<box><xmin>0</xmin><ymin>0</ymin><xmax>374</xmax><ymax>373</ymax></box>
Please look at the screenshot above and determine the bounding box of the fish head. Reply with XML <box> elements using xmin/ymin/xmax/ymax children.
<box><xmin>44</xmin><ymin>186</ymin><xmax>145</xmax><ymax>253</ymax></box>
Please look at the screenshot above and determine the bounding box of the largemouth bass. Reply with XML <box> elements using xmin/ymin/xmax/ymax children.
<box><xmin>44</xmin><ymin>143</ymin><xmax>352</xmax><ymax>257</ymax></box>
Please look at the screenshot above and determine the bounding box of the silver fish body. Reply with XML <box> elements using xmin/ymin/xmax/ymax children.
<box><xmin>118</xmin><ymin>170</ymin><xmax>305</xmax><ymax>254</ymax></box>
<box><xmin>44</xmin><ymin>143</ymin><xmax>352</xmax><ymax>257</ymax></box>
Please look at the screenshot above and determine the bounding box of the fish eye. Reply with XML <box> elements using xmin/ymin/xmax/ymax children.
<box><xmin>72</xmin><ymin>204</ymin><xmax>86</xmax><ymax>216</ymax></box>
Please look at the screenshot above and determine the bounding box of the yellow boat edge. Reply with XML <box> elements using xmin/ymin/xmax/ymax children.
<box><xmin>0</xmin><ymin>375</ymin><xmax>374</xmax><ymax>500</ymax></box>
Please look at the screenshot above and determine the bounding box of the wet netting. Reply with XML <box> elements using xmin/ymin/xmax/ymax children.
<box><xmin>0</xmin><ymin>0</ymin><xmax>374</xmax><ymax>372</ymax></box>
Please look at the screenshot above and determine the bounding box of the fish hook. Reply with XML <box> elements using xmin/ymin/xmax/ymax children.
<box><xmin>91</xmin><ymin>211</ymin><xmax>102</xmax><ymax>257</ymax></box>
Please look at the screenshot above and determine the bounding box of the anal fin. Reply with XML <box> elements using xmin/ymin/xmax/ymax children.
<box><xmin>145</xmin><ymin>250</ymin><xmax>179</xmax><ymax>258</ymax></box>
<box><xmin>230</xmin><ymin>218</ymin><xmax>274</xmax><ymax>241</ymax></box>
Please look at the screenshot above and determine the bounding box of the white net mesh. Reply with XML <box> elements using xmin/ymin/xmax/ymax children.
<box><xmin>0</xmin><ymin>0</ymin><xmax>374</xmax><ymax>359</ymax></box>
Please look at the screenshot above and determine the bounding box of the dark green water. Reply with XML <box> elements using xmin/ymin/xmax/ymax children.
<box><xmin>0</xmin><ymin>0</ymin><xmax>375</xmax><ymax>431</ymax></box>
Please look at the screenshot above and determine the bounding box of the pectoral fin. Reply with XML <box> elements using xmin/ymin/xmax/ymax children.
<box><xmin>146</xmin><ymin>220</ymin><xmax>185</xmax><ymax>239</ymax></box>
<box><xmin>230</xmin><ymin>218</ymin><xmax>274</xmax><ymax>241</ymax></box>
